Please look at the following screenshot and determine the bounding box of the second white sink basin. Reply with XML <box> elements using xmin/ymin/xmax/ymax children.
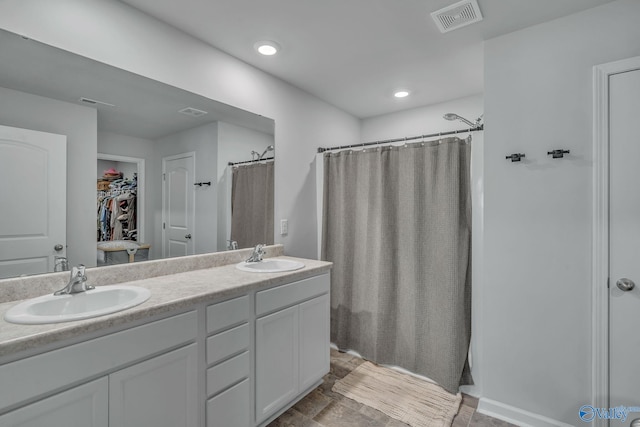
<box><xmin>4</xmin><ymin>285</ymin><xmax>151</xmax><ymax>325</ymax></box>
<box><xmin>236</xmin><ymin>259</ymin><xmax>304</xmax><ymax>273</ymax></box>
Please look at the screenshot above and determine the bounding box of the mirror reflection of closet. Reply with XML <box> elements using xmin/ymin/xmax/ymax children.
<box><xmin>96</xmin><ymin>154</ymin><xmax>145</xmax><ymax>246</ymax></box>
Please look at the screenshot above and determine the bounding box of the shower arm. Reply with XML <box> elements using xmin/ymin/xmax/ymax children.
<box><xmin>457</xmin><ymin>117</ymin><xmax>477</xmax><ymax>128</ymax></box>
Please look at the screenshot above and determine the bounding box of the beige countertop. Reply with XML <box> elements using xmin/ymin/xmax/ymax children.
<box><xmin>0</xmin><ymin>255</ymin><xmax>331</xmax><ymax>360</ymax></box>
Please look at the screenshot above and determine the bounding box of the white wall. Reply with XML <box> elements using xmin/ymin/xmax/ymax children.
<box><xmin>0</xmin><ymin>86</ymin><xmax>97</xmax><ymax>268</ymax></box>
<box><xmin>216</xmin><ymin>121</ymin><xmax>274</xmax><ymax>251</ymax></box>
<box><xmin>156</xmin><ymin>122</ymin><xmax>219</xmax><ymax>256</ymax></box>
<box><xmin>0</xmin><ymin>0</ymin><xmax>360</xmax><ymax>260</ymax></box>
<box><xmin>482</xmin><ymin>0</ymin><xmax>640</xmax><ymax>425</ymax></box>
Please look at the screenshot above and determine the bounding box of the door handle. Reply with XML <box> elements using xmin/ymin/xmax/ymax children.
<box><xmin>616</xmin><ymin>278</ymin><xmax>635</xmax><ymax>292</ymax></box>
<box><xmin>54</xmin><ymin>244</ymin><xmax>64</xmax><ymax>252</ymax></box>
<box><xmin>185</xmin><ymin>234</ymin><xmax>192</xmax><ymax>240</ymax></box>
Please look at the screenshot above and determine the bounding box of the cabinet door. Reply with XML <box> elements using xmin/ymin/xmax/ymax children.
<box><xmin>0</xmin><ymin>377</ymin><xmax>108</xmax><ymax>427</ymax></box>
<box><xmin>299</xmin><ymin>294</ymin><xmax>330</xmax><ymax>391</ymax></box>
<box><xmin>255</xmin><ymin>305</ymin><xmax>299</xmax><ymax>423</ymax></box>
<box><xmin>109</xmin><ymin>344</ymin><xmax>198</xmax><ymax>427</ymax></box>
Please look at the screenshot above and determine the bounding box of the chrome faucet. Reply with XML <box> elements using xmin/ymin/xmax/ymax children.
<box><xmin>246</xmin><ymin>244</ymin><xmax>265</xmax><ymax>263</ymax></box>
<box><xmin>54</xmin><ymin>256</ymin><xmax>69</xmax><ymax>272</ymax></box>
<box><xmin>54</xmin><ymin>265</ymin><xmax>95</xmax><ymax>295</ymax></box>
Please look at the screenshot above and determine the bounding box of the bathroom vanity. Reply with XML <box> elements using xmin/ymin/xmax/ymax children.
<box><xmin>0</xmin><ymin>245</ymin><xmax>331</xmax><ymax>427</ymax></box>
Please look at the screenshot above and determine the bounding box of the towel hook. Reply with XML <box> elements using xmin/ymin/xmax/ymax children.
<box><xmin>506</xmin><ymin>153</ymin><xmax>526</xmax><ymax>162</ymax></box>
<box><xmin>547</xmin><ymin>149</ymin><xmax>570</xmax><ymax>159</ymax></box>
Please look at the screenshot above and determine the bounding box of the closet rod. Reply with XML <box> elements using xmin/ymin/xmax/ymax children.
<box><xmin>317</xmin><ymin>124</ymin><xmax>483</xmax><ymax>153</ymax></box>
<box><xmin>228</xmin><ymin>157</ymin><xmax>275</xmax><ymax>166</ymax></box>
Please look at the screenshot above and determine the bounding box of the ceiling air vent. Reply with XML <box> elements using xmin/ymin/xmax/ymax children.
<box><xmin>431</xmin><ymin>0</ymin><xmax>483</xmax><ymax>33</ymax></box>
<box><xmin>79</xmin><ymin>97</ymin><xmax>115</xmax><ymax>107</ymax></box>
<box><xmin>178</xmin><ymin>107</ymin><xmax>208</xmax><ymax>118</ymax></box>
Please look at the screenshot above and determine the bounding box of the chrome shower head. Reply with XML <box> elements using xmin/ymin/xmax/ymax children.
<box><xmin>443</xmin><ymin>113</ymin><xmax>481</xmax><ymax>129</ymax></box>
<box><xmin>258</xmin><ymin>145</ymin><xmax>274</xmax><ymax>160</ymax></box>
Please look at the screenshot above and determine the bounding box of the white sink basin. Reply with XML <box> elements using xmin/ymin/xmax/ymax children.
<box><xmin>4</xmin><ymin>285</ymin><xmax>151</xmax><ymax>325</ymax></box>
<box><xmin>236</xmin><ymin>259</ymin><xmax>304</xmax><ymax>273</ymax></box>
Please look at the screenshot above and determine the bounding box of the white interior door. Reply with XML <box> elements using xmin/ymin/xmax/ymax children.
<box><xmin>0</xmin><ymin>125</ymin><xmax>66</xmax><ymax>278</ymax></box>
<box><xmin>162</xmin><ymin>153</ymin><xmax>195</xmax><ymax>258</ymax></box>
<box><xmin>609</xmin><ymin>68</ymin><xmax>640</xmax><ymax>414</ymax></box>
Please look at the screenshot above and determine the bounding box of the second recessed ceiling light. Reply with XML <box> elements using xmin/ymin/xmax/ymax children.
<box><xmin>255</xmin><ymin>41</ymin><xmax>280</xmax><ymax>56</ymax></box>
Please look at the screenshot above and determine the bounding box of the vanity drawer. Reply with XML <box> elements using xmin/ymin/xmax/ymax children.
<box><xmin>256</xmin><ymin>274</ymin><xmax>329</xmax><ymax>316</ymax></box>
<box><xmin>206</xmin><ymin>295</ymin><xmax>249</xmax><ymax>334</ymax></box>
<box><xmin>206</xmin><ymin>323</ymin><xmax>250</xmax><ymax>365</ymax></box>
<box><xmin>206</xmin><ymin>351</ymin><xmax>250</xmax><ymax>398</ymax></box>
<box><xmin>206</xmin><ymin>378</ymin><xmax>250</xmax><ymax>427</ymax></box>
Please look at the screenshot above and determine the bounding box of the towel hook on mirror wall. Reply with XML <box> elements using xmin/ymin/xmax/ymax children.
<box><xmin>506</xmin><ymin>153</ymin><xmax>526</xmax><ymax>162</ymax></box>
<box><xmin>194</xmin><ymin>181</ymin><xmax>211</xmax><ymax>187</ymax></box>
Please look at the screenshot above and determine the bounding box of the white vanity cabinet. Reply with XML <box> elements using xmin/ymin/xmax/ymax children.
<box><xmin>255</xmin><ymin>274</ymin><xmax>330</xmax><ymax>424</ymax></box>
<box><xmin>0</xmin><ymin>267</ymin><xmax>331</xmax><ymax>427</ymax></box>
<box><xmin>0</xmin><ymin>311</ymin><xmax>198</xmax><ymax>427</ymax></box>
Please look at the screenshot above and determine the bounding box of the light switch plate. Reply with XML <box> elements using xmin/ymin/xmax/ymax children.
<box><xmin>280</xmin><ymin>219</ymin><xmax>288</xmax><ymax>235</ymax></box>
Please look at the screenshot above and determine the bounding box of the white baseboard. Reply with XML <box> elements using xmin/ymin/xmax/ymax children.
<box><xmin>478</xmin><ymin>398</ymin><xmax>575</xmax><ymax>427</ymax></box>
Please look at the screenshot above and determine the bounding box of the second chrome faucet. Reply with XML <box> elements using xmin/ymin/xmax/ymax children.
<box><xmin>246</xmin><ymin>244</ymin><xmax>266</xmax><ymax>263</ymax></box>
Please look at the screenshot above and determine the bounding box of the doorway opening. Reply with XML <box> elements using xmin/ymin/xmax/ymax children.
<box><xmin>97</xmin><ymin>153</ymin><xmax>145</xmax><ymax>245</ymax></box>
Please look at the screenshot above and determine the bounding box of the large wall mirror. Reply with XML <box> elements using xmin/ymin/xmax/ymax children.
<box><xmin>0</xmin><ymin>28</ymin><xmax>275</xmax><ymax>279</ymax></box>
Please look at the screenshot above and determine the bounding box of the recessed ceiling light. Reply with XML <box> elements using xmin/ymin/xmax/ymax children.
<box><xmin>255</xmin><ymin>41</ymin><xmax>280</xmax><ymax>56</ymax></box>
<box><xmin>394</xmin><ymin>90</ymin><xmax>410</xmax><ymax>98</ymax></box>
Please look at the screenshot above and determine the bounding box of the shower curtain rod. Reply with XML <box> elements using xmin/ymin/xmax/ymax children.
<box><xmin>228</xmin><ymin>157</ymin><xmax>275</xmax><ymax>166</ymax></box>
<box><xmin>316</xmin><ymin>124</ymin><xmax>483</xmax><ymax>153</ymax></box>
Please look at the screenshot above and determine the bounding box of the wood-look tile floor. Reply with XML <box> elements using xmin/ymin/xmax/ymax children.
<box><xmin>268</xmin><ymin>349</ymin><xmax>518</xmax><ymax>427</ymax></box>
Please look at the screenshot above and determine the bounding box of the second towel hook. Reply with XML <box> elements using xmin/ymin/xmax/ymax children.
<box><xmin>547</xmin><ymin>149</ymin><xmax>570</xmax><ymax>159</ymax></box>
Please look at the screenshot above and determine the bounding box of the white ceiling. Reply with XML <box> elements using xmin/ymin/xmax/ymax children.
<box><xmin>0</xmin><ymin>28</ymin><xmax>274</xmax><ymax>139</ymax></box>
<box><xmin>120</xmin><ymin>0</ymin><xmax>617</xmax><ymax>119</ymax></box>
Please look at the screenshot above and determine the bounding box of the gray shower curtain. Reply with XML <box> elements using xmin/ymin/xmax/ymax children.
<box><xmin>230</xmin><ymin>162</ymin><xmax>274</xmax><ymax>248</ymax></box>
<box><xmin>321</xmin><ymin>137</ymin><xmax>472</xmax><ymax>394</ymax></box>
